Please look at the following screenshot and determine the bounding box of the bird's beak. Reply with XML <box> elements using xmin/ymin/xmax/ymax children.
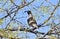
<box><xmin>23</xmin><ymin>11</ymin><xmax>27</xmax><ymax>14</ymax></box>
<box><xmin>24</xmin><ymin>11</ymin><xmax>27</xmax><ymax>12</ymax></box>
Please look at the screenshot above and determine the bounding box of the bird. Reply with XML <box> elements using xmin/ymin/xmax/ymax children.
<box><xmin>25</xmin><ymin>10</ymin><xmax>38</xmax><ymax>28</ymax></box>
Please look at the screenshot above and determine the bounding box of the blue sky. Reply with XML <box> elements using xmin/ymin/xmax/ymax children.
<box><xmin>0</xmin><ymin>0</ymin><xmax>60</xmax><ymax>39</ymax></box>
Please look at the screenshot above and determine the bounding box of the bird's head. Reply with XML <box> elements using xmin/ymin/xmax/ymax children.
<box><xmin>25</xmin><ymin>10</ymin><xmax>31</xmax><ymax>15</ymax></box>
